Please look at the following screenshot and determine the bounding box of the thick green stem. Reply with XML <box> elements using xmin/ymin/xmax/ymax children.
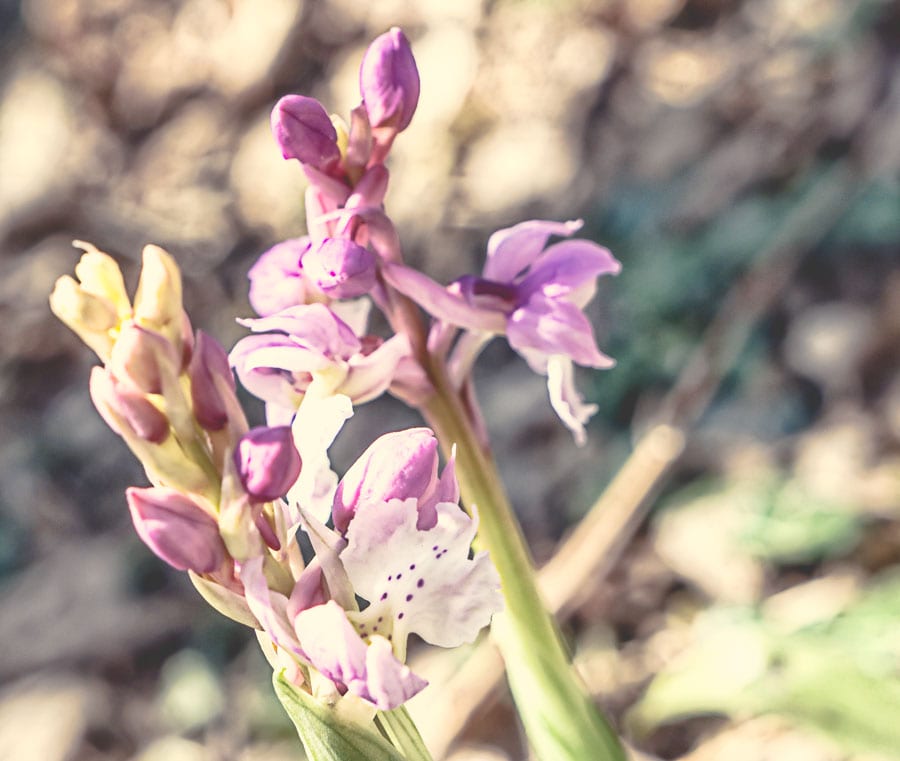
<box><xmin>423</xmin><ymin>381</ymin><xmax>626</xmax><ymax>761</ymax></box>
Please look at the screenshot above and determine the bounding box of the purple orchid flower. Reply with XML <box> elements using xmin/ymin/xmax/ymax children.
<box><xmin>229</xmin><ymin>303</ymin><xmax>410</xmax><ymax>422</ymax></box>
<box><xmin>383</xmin><ymin>219</ymin><xmax>621</xmax><ymax>443</ymax></box>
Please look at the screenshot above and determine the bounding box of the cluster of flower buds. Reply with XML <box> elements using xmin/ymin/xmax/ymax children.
<box><xmin>49</xmin><ymin>243</ymin><xmax>303</xmax><ymax>587</ymax></box>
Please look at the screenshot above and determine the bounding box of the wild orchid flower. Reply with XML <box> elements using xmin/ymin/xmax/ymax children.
<box><xmin>384</xmin><ymin>219</ymin><xmax>621</xmax><ymax>443</ymax></box>
<box><xmin>229</xmin><ymin>303</ymin><xmax>410</xmax><ymax>425</ymax></box>
<box><xmin>239</xmin><ymin>427</ymin><xmax>501</xmax><ymax>711</ymax></box>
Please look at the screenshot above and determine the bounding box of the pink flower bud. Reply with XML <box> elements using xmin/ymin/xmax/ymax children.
<box><xmin>333</xmin><ymin>428</ymin><xmax>439</xmax><ymax>533</ymax></box>
<box><xmin>90</xmin><ymin>367</ymin><xmax>170</xmax><ymax>444</ymax></box>
<box><xmin>271</xmin><ymin>95</ymin><xmax>341</xmax><ymax>169</ymax></box>
<box><xmin>189</xmin><ymin>331</ymin><xmax>236</xmax><ymax>431</ymax></box>
<box><xmin>234</xmin><ymin>426</ymin><xmax>302</xmax><ymax>503</ymax></box>
<box><xmin>301</xmin><ymin>238</ymin><xmax>376</xmax><ymax>299</ymax></box>
<box><xmin>127</xmin><ymin>486</ymin><xmax>226</xmax><ymax>573</ymax></box>
<box><xmin>359</xmin><ymin>27</ymin><xmax>420</xmax><ymax>131</ymax></box>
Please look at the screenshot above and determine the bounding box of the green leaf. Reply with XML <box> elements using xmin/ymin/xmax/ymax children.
<box><xmin>272</xmin><ymin>672</ymin><xmax>406</xmax><ymax>761</ymax></box>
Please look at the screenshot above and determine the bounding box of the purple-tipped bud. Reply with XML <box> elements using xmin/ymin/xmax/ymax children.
<box><xmin>127</xmin><ymin>486</ymin><xmax>226</xmax><ymax>573</ymax></box>
<box><xmin>301</xmin><ymin>238</ymin><xmax>377</xmax><ymax>299</ymax></box>
<box><xmin>333</xmin><ymin>428</ymin><xmax>439</xmax><ymax>533</ymax></box>
<box><xmin>359</xmin><ymin>27</ymin><xmax>420</xmax><ymax>131</ymax></box>
<box><xmin>234</xmin><ymin>426</ymin><xmax>302</xmax><ymax>503</ymax></box>
<box><xmin>90</xmin><ymin>367</ymin><xmax>170</xmax><ymax>444</ymax></box>
<box><xmin>271</xmin><ymin>95</ymin><xmax>341</xmax><ymax>169</ymax></box>
<box><xmin>189</xmin><ymin>331</ymin><xmax>236</xmax><ymax>431</ymax></box>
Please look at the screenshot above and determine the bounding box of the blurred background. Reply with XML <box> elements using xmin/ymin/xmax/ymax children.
<box><xmin>2</xmin><ymin>0</ymin><xmax>900</xmax><ymax>759</ymax></box>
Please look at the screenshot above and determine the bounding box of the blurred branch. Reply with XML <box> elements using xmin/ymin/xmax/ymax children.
<box><xmin>414</xmin><ymin>74</ymin><xmax>900</xmax><ymax>760</ymax></box>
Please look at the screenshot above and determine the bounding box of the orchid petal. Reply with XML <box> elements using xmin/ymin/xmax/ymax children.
<box><xmin>341</xmin><ymin>499</ymin><xmax>502</xmax><ymax>653</ymax></box>
<box><xmin>382</xmin><ymin>264</ymin><xmax>506</xmax><ymax>333</ymax></box>
<box><xmin>507</xmin><ymin>294</ymin><xmax>615</xmax><ymax>370</ymax></box>
<box><xmin>483</xmin><ymin>219</ymin><xmax>581</xmax><ymax>282</ymax></box>
<box><xmin>239</xmin><ymin>556</ymin><xmax>304</xmax><ymax>657</ymax></box>
<box><xmin>288</xmin><ymin>392</ymin><xmax>354</xmax><ymax>524</ymax></box>
<box><xmin>517</xmin><ymin>239</ymin><xmax>621</xmax><ymax>300</ymax></box>
<box><xmin>238</xmin><ymin>304</ymin><xmax>361</xmax><ymax>360</ymax></box>
<box><xmin>341</xmin><ymin>333</ymin><xmax>411</xmax><ymax>404</ymax></box>
<box><xmin>546</xmin><ymin>355</ymin><xmax>599</xmax><ymax>446</ymax></box>
<box><xmin>296</xmin><ymin>503</ymin><xmax>357</xmax><ymax>612</ymax></box>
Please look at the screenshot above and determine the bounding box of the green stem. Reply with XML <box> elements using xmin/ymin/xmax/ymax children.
<box><xmin>376</xmin><ymin>707</ymin><xmax>435</xmax><ymax>761</ymax></box>
<box><xmin>423</xmin><ymin>380</ymin><xmax>626</xmax><ymax>761</ymax></box>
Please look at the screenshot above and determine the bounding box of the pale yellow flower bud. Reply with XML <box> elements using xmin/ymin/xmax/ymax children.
<box><xmin>72</xmin><ymin>241</ymin><xmax>132</xmax><ymax>321</ymax></box>
<box><xmin>133</xmin><ymin>244</ymin><xmax>184</xmax><ymax>346</ymax></box>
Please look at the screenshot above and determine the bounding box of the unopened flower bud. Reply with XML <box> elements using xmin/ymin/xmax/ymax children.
<box><xmin>127</xmin><ymin>486</ymin><xmax>226</xmax><ymax>573</ymax></box>
<box><xmin>359</xmin><ymin>27</ymin><xmax>420</xmax><ymax>131</ymax></box>
<box><xmin>72</xmin><ymin>243</ymin><xmax>132</xmax><ymax>321</ymax></box>
<box><xmin>235</xmin><ymin>426</ymin><xmax>302</xmax><ymax>503</ymax></box>
<box><xmin>271</xmin><ymin>95</ymin><xmax>341</xmax><ymax>169</ymax></box>
<box><xmin>189</xmin><ymin>331</ymin><xmax>236</xmax><ymax>431</ymax></box>
<box><xmin>302</xmin><ymin>238</ymin><xmax>376</xmax><ymax>299</ymax></box>
<box><xmin>133</xmin><ymin>244</ymin><xmax>184</xmax><ymax>348</ymax></box>
<box><xmin>109</xmin><ymin>323</ymin><xmax>178</xmax><ymax>395</ymax></box>
<box><xmin>90</xmin><ymin>367</ymin><xmax>170</xmax><ymax>444</ymax></box>
<box><xmin>333</xmin><ymin>428</ymin><xmax>439</xmax><ymax>533</ymax></box>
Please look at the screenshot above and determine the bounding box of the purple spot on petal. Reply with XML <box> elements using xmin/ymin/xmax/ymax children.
<box><xmin>398</xmin><ymin>612</ymin><xmax>404</xmax><ymax>620</ymax></box>
<box><xmin>397</xmin><ymin>573</ymin><xmax>402</xmax><ymax>579</ymax></box>
<box><xmin>432</xmin><ymin>545</ymin><xmax>438</xmax><ymax>551</ymax></box>
<box><xmin>409</xmin><ymin>564</ymin><xmax>416</xmax><ymax>570</ymax></box>
<box><xmin>405</xmin><ymin>594</ymin><xmax>413</xmax><ymax>602</ymax></box>
<box><xmin>388</xmin><ymin>575</ymin><xmax>393</xmax><ymax>581</ymax></box>
<box><xmin>380</xmin><ymin>592</ymin><xmax>388</xmax><ymax>601</ymax></box>
<box><xmin>417</xmin><ymin>578</ymin><xmax>424</xmax><ymax>588</ymax></box>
